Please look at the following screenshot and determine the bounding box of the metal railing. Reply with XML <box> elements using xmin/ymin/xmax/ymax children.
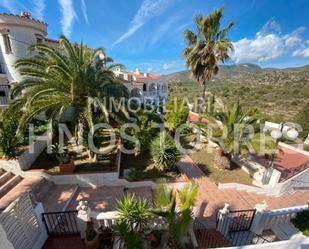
<box><xmin>42</xmin><ymin>210</ymin><xmax>79</xmax><ymax>237</ymax></box>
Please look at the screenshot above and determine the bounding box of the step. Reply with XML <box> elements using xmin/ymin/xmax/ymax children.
<box><xmin>30</xmin><ymin>179</ymin><xmax>54</xmax><ymax>203</ymax></box>
<box><xmin>0</xmin><ymin>175</ymin><xmax>22</xmax><ymax>198</ymax></box>
<box><xmin>0</xmin><ymin>172</ymin><xmax>14</xmax><ymax>186</ymax></box>
<box><xmin>0</xmin><ymin>177</ymin><xmax>43</xmax><ymax>210</ymax></box>
<box><xmin>194</xmin><ymin>228</ymin><xmax>231</xmax><ymax>248</ymax></box>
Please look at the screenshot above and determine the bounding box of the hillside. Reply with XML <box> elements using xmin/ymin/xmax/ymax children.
<box><xmin>166</xmin><ymin>64</ymin><xmax>309</xmax><ymax>122</ymax></box>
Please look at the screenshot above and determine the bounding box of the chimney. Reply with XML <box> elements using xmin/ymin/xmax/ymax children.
<box><xmin>115</xmin><ymin>66</ymin><xmax>122</xmax><ymax>72</ymax></box>
<box><xmin>143</xmin><ymin>73</ymin><xmax>149</xmax><ymax>77</ymax></box>
<box><xmin>135</xmin><ymin>68</ymin><xmax>141</xmax><ymax>75</ymax></box>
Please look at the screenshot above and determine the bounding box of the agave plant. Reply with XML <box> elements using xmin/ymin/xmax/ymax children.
<box><xmin>150</xmin><ymin>133</ymin><xmax>181</xmax><ymax>171</ymax></box>
<box><xmin>7</xmin><ymin>35</ymin><xmax>129</xmax><ymax>137</ymax></box>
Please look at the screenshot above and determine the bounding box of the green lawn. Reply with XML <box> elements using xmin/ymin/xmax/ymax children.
<box><xmin>190</xmin><ymin>149</ymin><xmax>253</xmax><ymax>185</ymax></box>
<box><xmin>120</xmin><ymin>151</ymin><xmax>181</xmax><ymax>181</ymax></box>
<box><xmin>292</xmin><ymin>210</ymin><xmax>309</xmax><ymax>236</ymax></box>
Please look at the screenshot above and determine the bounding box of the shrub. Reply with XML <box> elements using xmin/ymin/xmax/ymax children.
<box><xmin>151</xmin><ymin>134</ymin><xmax>181</xmax><ymax>171</ymax></box>
<box><xmin>295</xmin><ymin>101</ymin><xmax>309</xmax><ymax>140</ymax></box>
<box><xmin>165</xmin><ymin>98</ymin><xmax>189</xmax><ymax>134</ymax></box>
<box><xmin>291</xmin><ymin>209</ymin><xmax>309</xmax><ymax>236</ymax></box>
<box><xmin>0</xmin><ymin>118</ymin><xmax>19</xmax><ymax>158</ymax></box>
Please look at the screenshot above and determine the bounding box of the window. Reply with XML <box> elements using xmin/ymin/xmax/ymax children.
<box><xmin>2</xmin><ymin>34</ymin><xmax>12</xmax><ymax>54</ymax></box>
<box><xmin>0</xmin><ymin>91</ymin><xmax>6</xmax><ymax>97</ymax></box>
<box><xmin>0</xmin><ymin>63</ymin><xmax>3</xmax><ymax>74</ymax></box>
<box><xmin>36</xmin><ymin>37</ymin><xmax>43</xmax><ymax>44</ymax></box>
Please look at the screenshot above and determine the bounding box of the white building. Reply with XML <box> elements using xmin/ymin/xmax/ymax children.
<box><xmin>0</xmin><ymin>12</ymin><xmax>60</xmax><ymax>108</ymax></box>
<box><xmin>114</xmin><ymin>67</ymin><xmax>168</xmax><ymax>105</ymax></box>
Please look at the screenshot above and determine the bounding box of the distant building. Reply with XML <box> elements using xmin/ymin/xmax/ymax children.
<box><xmin>114</xmin><ymin>66</ymin><xmax>168</xmax><ymax>105</ymax></box>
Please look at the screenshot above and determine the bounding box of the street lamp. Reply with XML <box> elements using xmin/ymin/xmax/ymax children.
<box><xmin>262</xmin><ymin>122</ymin><xmax>299</xmax><ymax>185</ymax></box>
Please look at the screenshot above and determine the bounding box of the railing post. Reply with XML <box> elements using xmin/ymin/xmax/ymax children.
<box><xmin>250</xmin><ymin>200</ymin><xmax>268</xmax><ymax>235</ymax></box>
<box><xmin>216</xmin><ymin>203</ymin><xmax>231</xmax><ymax>238</ymax></box>
<box><xmin>76</xmin><ymin>201</ymin><xmax>91</xmax><ymax>239</ymax></box>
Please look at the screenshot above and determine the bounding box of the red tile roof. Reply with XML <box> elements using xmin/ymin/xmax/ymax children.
<box><xmin>188</xmin><ymin>112</ymin><xmax>209</xmax><ymax>123</ymax></box>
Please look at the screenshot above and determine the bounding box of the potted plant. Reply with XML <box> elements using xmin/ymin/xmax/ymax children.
<box><xmin>85</xmin><ymin>219</ymin><xmax>101</xmax><ymax>249</ymax></box>
<box><xmin>51</xmin><ymin>143</ymin><xmax>75</xmax><ymax>173</ymax></box>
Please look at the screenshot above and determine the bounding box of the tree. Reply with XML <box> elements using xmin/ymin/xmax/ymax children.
<box><xmin>151</xmin><ymin>182</ymin><xmax>199</xmax><ymax>248</ymax></box>
<box><xmin>130</xmin><ymin>111</ymin><xmax>161</xmax><ymax>155</ymax></box>
<box><xmin>165</xmin><ymin>98</ymin><xmax>189</xmax><ymax>135</ymax></box>
<box><xmin>295</xmin><ymin>101</ymin><xmax>309</xmax><ymax>140</ymax></box>
<box><xmin>210</xmin><ymin>103</ymin><xmax>258</xmax><ymax>169</ymax></box>
<box><xmin>151</xmin><ymin>133</ymin><xmax>181</xmax><ymax>171</ymax></box>
<box><xmin>7</xmin><ymin>35</ymin><xmax>129</xmax><ymax>138</ymax></box>
<box><xmin>183</xmin><ymin>7</ymin><xmax>235</xmax><ymax>113</ymax></box>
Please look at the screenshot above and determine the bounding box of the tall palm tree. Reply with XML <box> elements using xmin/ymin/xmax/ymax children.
<box><xmin>6</xmin><ymin>35</ymin><xmax>129</xmax><ymax>136</ymax></box>
<box><xmin>183</xmin><ymin>7</ymin><xmax>235</xmax><ymax>113</ymax></box>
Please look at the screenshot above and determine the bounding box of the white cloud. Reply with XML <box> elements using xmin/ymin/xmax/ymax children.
<box><xmin>33</xmin><ymin>0</ymin><xmax>46</xmax><ymax>21</ymax></box>
<box><xmin>231</xmin><ymin>19</ymin><xmax>305</xmax><ymax>63</ymax></box>
<box><xmin>0</xmin><ymin>0</ymin><xmax>19</xmax><ymax>14</ymax></box>
<box><xmin>58</xmin><ymin>0</ymin><xmax>76</xmax><ymax>37</ymax></box>
<box><xmin>162</xmin><ymin>63</ymin><xmax>174</xmax><ymax>70</ymax></box>
<box><xmin>161</xmin><ymin>60</ymin><xmax>184</xmax><ymax>71</ymax></box>
<box><xmin>81</xmin><ymin>0</ymin><xmax>89</xmax><ymax>24</ymax></box>
<box><xmin>293</xmin><ymin>47</ymin><xmax>309</xmax><ymax>58</ymax></box>
<box><xmin>113</xmin><ymin>0</ymin><xmax>175</xmax><ymax>45</ymax></box>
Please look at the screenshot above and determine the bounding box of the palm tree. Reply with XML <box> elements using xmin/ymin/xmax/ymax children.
<box><xmin>151</xmin><ymin>182</ymin><xmax>199</xmax><ymax>248</ymax></box>
<box><xmin>210</xmin><ymin>103</ymin><xmax>258</xmax><ymax>169</ymax></box>
<box><xmin>6</xmin><ymin>35</ymin><xmax>129</xmax><ymax>138</ymax></box>
<box><xmin>183</xmin><ymin>7</ymin><xmax>235</xmax><ymax>113</ymax></box>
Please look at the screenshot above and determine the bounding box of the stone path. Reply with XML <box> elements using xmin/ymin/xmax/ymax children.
<box><xmin>178</xmin><ymin>155</ymin><xmax>309</xmax><ymax>228</ymax></box>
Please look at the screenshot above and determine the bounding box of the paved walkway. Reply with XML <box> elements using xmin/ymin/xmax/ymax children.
<box><xmin>178</xmin><ymin>155</ymin><xmax>309</xmax><ymax>228</ymax></box>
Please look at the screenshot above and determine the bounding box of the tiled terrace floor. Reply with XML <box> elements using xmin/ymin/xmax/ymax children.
<box><xmin>178</xmin><ymin>155</ymin><xmax>309</xmax><ymax>228</ymax></box>
<box><xmin>42</xmin><ymin>185</ymin><xmax>77</xmax><ymax>212</ymax></box>
<box><xmin>42</xmin><ymin>236</ymin><xmax>85</xmax><ymax>249</ymax></box>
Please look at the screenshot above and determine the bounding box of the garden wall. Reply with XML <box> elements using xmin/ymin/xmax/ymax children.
<box><xmin>0</xmin><ymin>131</ymin><xmax>52</xmax><ymax>172</ymax></box>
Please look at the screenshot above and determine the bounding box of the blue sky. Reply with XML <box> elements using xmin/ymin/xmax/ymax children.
<box><xmin>1</xmin><ymin>0</ymin><xmax>309</xmax><ymax>74</ymax></box>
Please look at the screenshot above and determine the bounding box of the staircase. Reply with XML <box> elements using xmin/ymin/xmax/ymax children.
<box><xmin>0</xmin><ymin>168</ymin><xmax>43</xmax><ymax>211</ymax></box>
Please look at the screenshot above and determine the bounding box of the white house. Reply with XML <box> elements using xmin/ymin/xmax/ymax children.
<box><xmin>114</xmin><ymin>67</ymin><xmax>168</xmax><ymax>105</ymax></box>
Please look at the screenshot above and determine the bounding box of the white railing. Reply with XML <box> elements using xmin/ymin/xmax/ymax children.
<box><xmin>251</xmin><ymin>204</ymin><xmax>309</xmax><ymax>236</ymax></box>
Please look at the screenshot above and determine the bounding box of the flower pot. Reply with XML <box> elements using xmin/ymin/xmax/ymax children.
<box><xmin>59</xmin><ymin>160</ymin><xmax>75</xmax><ymax>173</ymax></box>
<box><xmin>85</xmin><ymin>234</ymin><xmax>101</xmax><ymax>249</ymax></box>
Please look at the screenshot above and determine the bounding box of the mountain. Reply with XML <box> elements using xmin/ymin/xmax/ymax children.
<box><xmin>166</xmin><ymin>64</ymin><xmax>309</xmax><ymax>86</ymax></box>
<box><xmin>166</xmin><ymin>64</ymin><xmax>309</xmax><ymax>122</ymax></box>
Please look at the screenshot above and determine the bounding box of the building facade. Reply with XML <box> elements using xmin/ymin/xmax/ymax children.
<box><xmin>114</xmin><ymin>67</ymin><xmax>168</xmax><ymax>105</ymax></box>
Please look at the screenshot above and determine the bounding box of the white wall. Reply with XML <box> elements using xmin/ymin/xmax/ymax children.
<box><xmin>217</xmin><ymin>237</ymin><xmax>309</xmax><ymax>249</ymax></box>
<box><xmin>0</xmin><ymin>14</ymin><xmax>47</xmax><ymax>84</ymax></box>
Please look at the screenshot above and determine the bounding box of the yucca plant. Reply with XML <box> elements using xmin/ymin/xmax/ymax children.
<box><xmin>7</xmin><ymin>35</ymin><xmax>129</xmax><ymax>137</ymax></box>
<box><xmin>150</xmin><ymin>133</ymin><xmax>181</xmax><ymax>171</ymax></box>
<box><xmin>116</xmin><ymin>193</ymin><xmax>150</xmax><ymax>232</ymax></box>
<box><xmin>151</xmin><ymin>183</ymin><xmax>199</xmax><ymax>248</ymax></box>
<box><xmin>183</xmin><ymin>7</ymin><xmax>235</xmax><ymax>113</ymax></box>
